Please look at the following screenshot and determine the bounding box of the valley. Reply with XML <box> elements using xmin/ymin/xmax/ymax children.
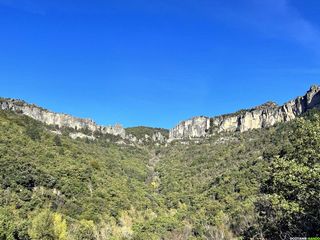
<box><xmin>0</xmin><ymin>86</ymin><xmax>319</xmax><ymax>239</ymax></box>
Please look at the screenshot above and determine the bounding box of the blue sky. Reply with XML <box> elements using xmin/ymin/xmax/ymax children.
<box><xmin>0</xmin><ymin>0</ymin><xmax>319</xmax><ymax>128</ymax></box>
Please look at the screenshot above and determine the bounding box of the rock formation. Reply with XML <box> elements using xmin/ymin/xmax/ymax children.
<box><xmin>0</xmin><ymin>98</ymin><xmax>126</xmax><ymax>138</ymax></box>
<box><xmin>2</xmin><ymin>85</ymin><xmax>319</xmax><ymax>142</ymax></box>
<box><xmin>169</xmin><ymin>85</ymin><xmax>320</xmax><ymax>140</ymax></box>
<box><xmin>168</xmin><ymin>116</ymin><xmax>210</xmax><ymax>140</ymax></box>
<box><xmin>69</xmin><ymin>132</ymin><xmax>96</xmax><ymax>140</ymax></box>
<box><xmin>152</xmin><ymin>132</ymin><xmax>166</xmax><ymax>143</ymax></box>
<box><xmin>126</xmin><ymin>131</ymin><xmax>167</xmax><ymax>144</ymax></box>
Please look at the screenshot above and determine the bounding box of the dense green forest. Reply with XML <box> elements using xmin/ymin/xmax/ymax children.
<box><xmin>0</xmin><ymin>109</ymin><xmax>319</xmax><ymax>239</ymax></box>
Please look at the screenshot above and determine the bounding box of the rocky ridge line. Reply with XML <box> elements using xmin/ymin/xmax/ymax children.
<box><xmin>0</xmin><ymin>98</ymin><xmax>168</xmax><ymax>143</ymax></box>
<box><xmin>169</xmin><ymin>85</ymin><xmax>320</xmax><ymax>140</ymax></box>
<box><xmin>0</xmin><ymin>98</ymin><xmax>126</xmax><ymax>138</ymax></box>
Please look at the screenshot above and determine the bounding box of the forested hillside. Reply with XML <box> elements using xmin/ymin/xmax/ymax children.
<box><xmin>0</xmin><ymin>109</ymin><xmax>319</xmax><ymax>239</ymax></box>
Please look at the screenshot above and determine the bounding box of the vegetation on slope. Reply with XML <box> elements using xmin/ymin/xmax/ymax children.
<box><xmin>126</xmin><ymin>126</ymin><xmax>169</xmax><ymax>139</ymax></box>
<box><xmin>0</xmin><ymin>109</ymin><xmax>319</xmax><ymax>239</ymax></box>
<box><xmin>0</xmin><ymin>110</ymin><xmax>163</xmax><ymax>239</ymax></box>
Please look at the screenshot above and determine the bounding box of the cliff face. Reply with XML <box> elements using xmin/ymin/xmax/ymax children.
<box><xmin>168</xmin><ymin>116</ymin><xmax>210</xmax><ymax>139</ymax></box>
<box><xmin>169</xmin><ymin>85</ymin><xmax>320</xmax><ymax>140</ymax></box>
<box><xmin>2</xmin><ymin>85</ymin><xmax>319</xmax><ymax>142</ymax></box>
<box><xmin>0</xmin><ymin>98</ymin><xmax>126</xmax><ymax>138</ymax></box>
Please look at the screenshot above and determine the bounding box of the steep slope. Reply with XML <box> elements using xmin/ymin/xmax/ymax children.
<box><xmin>159</xmin><ymin>110</ymin><xmax>320</xmax><ymax>239</ymax></box>
<box><xmin>0</xmin><ymin>110</ymin><xmax>166</xmax><ymax>239</ymax></box>
<box><xmin>169</xmin><ymin>85</ymin><xmax>320</xmax><ymax>140</ymax></box>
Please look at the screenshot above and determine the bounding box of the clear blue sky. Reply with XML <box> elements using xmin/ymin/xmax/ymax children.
<box><xmin>0</xmin><ymin>0</ymin><xmax>319</xmax><ymax>129</ymax></box>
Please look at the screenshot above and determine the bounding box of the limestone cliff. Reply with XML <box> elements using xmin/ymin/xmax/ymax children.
<box><xmin>0</xmin><ymin>98</ymin><xmax>126</xmax><ymax>138</ymax></box>
<box><xmin>168</xmin><ymin>116</ymin><xmax>210</xmax><ymax>139</ymax></box>
<box><xmin>169</xmin><ymin>85</ymin><xmax>320</xmax><ymax>140</ymax></box>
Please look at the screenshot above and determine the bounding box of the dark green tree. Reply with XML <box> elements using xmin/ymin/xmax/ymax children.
<box><xmin>256</xmin><ymin>114</ymin><xmax>320</xmax><ymax>239</ymax></box>
<box><xmin>26</xmin><ymin>124</ymin><xmax>41</xmax><ymax>141</ymax></box>
<box><xmin>54</xmin><ymin>135</ymin><xmax>62</xmax><ymax>146</ymax></box>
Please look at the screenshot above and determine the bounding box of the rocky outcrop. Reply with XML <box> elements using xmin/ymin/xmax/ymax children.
<box><xmin>169</xmin><ymin>85</ymin><xmax>320</xmax><ymax>140</ymax></box>
<box><xmin>152</xmin><ymin>132</ymin><xmax>166</xmax><ymax>143</ymax></box>
<box><xmin>169</xmin><ymin>116</ymin><xmax>210</xmax><ymax>139</ymax></box>
<box><xmin>126</xmin><ymin>131</ymin><xmax>167</xmax><ymax>144</ymax></box>
<box><xmin>125</xmin><ymin>127</ymin><xmax>169</xmax><ymax>144</ymax></box>
<box><xmin>0</xmin><ymin>98</ymin><xmax>126</xmax><ymax>138</ymax></box>
<box><xmin>69</xmin><ymin>132</ymin><xmax>96</xmax><ymax>140</ymax></box>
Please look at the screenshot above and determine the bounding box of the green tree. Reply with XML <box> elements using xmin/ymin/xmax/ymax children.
<box><xmin>26</xmin><ymin>124</ymin><xmax>41</xmax><ymax>141</ymax></box>
<box><xmin>29</xmin><ymin>209</ymin><xmax>55</xmax><ymax>240</ymax></box>
<box><xmin>256</xmin><ymin>115</ymin><xmax>320</xmax><ymax>239</ymax></box>
<box><xmin>0</xmin><ymin>208</ymin><xmax>15</xmax><ymax>240</ymax></box>
<box><xmin>53</xmin><ymin>135</ymin><xmax>62</xmax><ymax>146</ymax></box>
<box><xmin>53</xmin><ymin>213</ymin><xmax>68</xmax><ymax>240</ymax></box>
<box><xmin>71</xmin><ymin>220</ymin><xmax>96</xmax><ymax>240</ymax></box>
<box><xmin>28</xmin><ymin>209</ymin><xmax>68</xmax><ymax>240</ymax></box>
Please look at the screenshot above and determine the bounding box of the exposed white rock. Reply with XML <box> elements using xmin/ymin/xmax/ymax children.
<box><xmin>69</xmin><ymin>132</ymin><xmax>96</xmax><ymax>140</ymax></box>
<box><xmin>116</xmin><ymin>140</ymin><xmax>127</xmax><ymax>145</ymax></box>
<box><xmin>0</xmin><ymin>98</ymin><xmax>126</xmax><ymax>138</ymax></box>
<box><xmin>152</xmin><ymin>132</ymin><xmax>166</xmax><ymax>143</ymax></box>
<box><xmin>169</xmin><ymin>116</ymin><xmax>210</xmax><ymax>139</ymax></box>
<box><xmin>126</xmin><ymin>134</ymin><xmax>138</xmax><ymax>142</ymax></box>
<box><xmin>50</xmin><ymin>130</ymin><xmax>62</xmax><ymax>135</ymax></box>
<box><xmin>126</xmin><ymin>131</ymin><xmax>167</xmax><ymax>144</ymax></box>
<box><xmin>169</xmin><ymin>85</ymin><xmax>320</xmax><ymax>140</ymax></box>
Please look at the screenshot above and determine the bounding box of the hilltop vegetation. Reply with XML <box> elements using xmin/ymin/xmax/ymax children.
<box><xmin>126</xmin><ymin>126</ymin><xmax>169</xmax><ymax>139</ymax></box>
<box><xmin>0</xmin><ymin>109</ymin><xmax>319</xmax><ymax>239</ymax></box>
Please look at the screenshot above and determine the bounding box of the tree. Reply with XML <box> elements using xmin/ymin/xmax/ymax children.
<box><xmin>28</xmin><ymin>209</ymin><xmax>55</xmax><ymax>240</ymax></box>
<box><xmin>53</xmin><ymin>213</ymin><xmax>68</xmax><ymax>240</ymax></box>
<box><xmin>26</xmin><ymin>124</ymin><xmax>41</xmax><ymax>141</ymax></box>
<box><xmin>28</xmin><ymin>209</ymin><xmax>68</xmax><ymax>240</ymax></box>
<box><xmin>0</xmin><ymin>208</ymin><xmax>15</xmax><ymax>240</ymax></box>
<box><xmin>70</xmin><ymin>220</ymin><xmax>96</xmax><ymax>240</ymax></box>
<box><xmin>256</xmin><ymin>115</ymin><xmax>320</xmax><ymax>239</ymax></box>
<box><xmin>54</xmin><ymin>135</ymin><xmax>62</xmax><ymax>146</ymax></box>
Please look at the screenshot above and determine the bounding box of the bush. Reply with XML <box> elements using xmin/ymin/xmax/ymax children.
<box><xmin>26</xmin><ymin>124</ymin><xmax>41</xmax><ymax>141</ymax></box>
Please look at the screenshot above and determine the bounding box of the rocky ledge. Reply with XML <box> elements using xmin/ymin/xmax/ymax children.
<box><xmin>0</xmin><ymin>98</ymin><xmax>126</xmax><ymax>138</ymax></box>
<box><xmin>169</xmin><ymin>85</ymin><xmax>320</xmax><ymax>140</ymax></box>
